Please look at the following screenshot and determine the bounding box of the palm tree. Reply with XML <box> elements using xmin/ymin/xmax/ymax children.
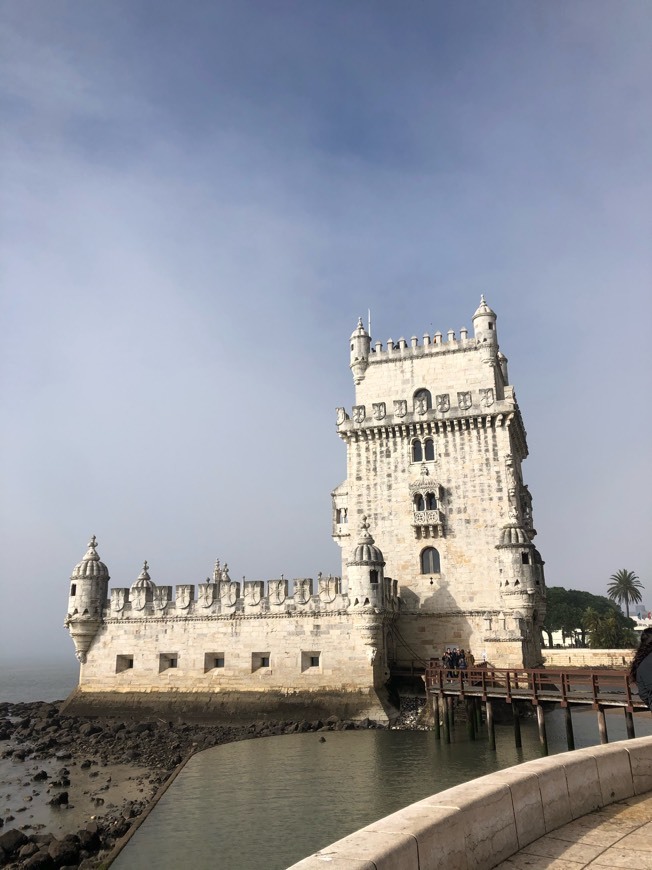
<box><xmin>607</xmin><ymin>570</ymin><xmax>643</xmax><ymax>618</ymax></box>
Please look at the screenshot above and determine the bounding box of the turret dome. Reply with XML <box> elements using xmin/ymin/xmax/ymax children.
<box><xmin>498</xmin><ymin>525</ymin><xmax>530</xmax><ymax>546</ymax></box>
<box><xmin>349</xmin><ymin>517</ymin><xmax>385</xmax><ymax>565</ymax></box>
<box><xmin>472</xmin><ymin>295</ymin><xmax>497</xmax><ymax>320</ymax></box>
<box><xmin>71</xmin><ymin>536</ymin><xmax>110</xmax><ymax>581</ymax></box>
<box><xmin>131</xmin><ymin>560</ymin><xmax>156</xmax><ymax>591</ymax></box>
<box><xmin>350</xmin><ymin>317</ymin><xmax>369</xmax><ymax>341</ymax></box>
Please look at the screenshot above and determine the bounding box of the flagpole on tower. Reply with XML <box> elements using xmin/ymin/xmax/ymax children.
<box><xmin>368</xmin><ymin>308</ymin><xmax>371</xmax><ymax>337</ymax></box>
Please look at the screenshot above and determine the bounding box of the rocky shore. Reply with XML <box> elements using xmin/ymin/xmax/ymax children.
<box><xmin>0</xmin><ymin>701</ymin><xmax>390</xmax><ymax>869</ymax></box>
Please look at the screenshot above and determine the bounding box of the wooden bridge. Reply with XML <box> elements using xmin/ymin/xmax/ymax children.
<box><xmin>418</xmin><ymin>664</ymin><xmax>648</xmax><ymax>754</ymax></box>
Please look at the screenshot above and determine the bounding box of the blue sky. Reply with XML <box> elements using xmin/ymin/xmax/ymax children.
<box><xmin>1</xmin><ymin>0</ymin><xmax>651</xmax><ymax>662</ymax></box>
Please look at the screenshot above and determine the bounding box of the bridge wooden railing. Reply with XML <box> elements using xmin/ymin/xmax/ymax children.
<box><xmin>424</xmin><ymin>664</ymin><xmax>640</xmax><ymax>710</ymax></box>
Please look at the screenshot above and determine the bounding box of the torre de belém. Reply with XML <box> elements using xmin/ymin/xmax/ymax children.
<box><xmin>64</xmin><ymin>298</ymin><xmax>546</xmax><ymax>723</ymax></box>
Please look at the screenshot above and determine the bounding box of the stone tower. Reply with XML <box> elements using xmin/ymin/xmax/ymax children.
<box><xmin>333</xmin><ymin>298</ymin><xmax>546</xmax><ymax>668</ymax></box>
<box><xmin>64</xmin><ymin>536</ymin><xmax>110</xmax><ymax>663</ymax></box>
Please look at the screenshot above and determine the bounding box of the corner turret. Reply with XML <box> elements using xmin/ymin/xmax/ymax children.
<box><xmin>350</xmin><ymin>317</ymin><xmax>371</xmax><ymax>385</ymax></box>
<box><xmin>472</xmin><ymin>295</ymin><xmax>498</xmax><ymax>346</ymax></box>
<box><xmin>347</xmin><ymin>516</ymin><xmax>386</xmax><ymax>608</ymax></box>
<box><xmin>65</xmin><ymin>536</ymin><xmax>110</xmax><ymax>663</ymax></box>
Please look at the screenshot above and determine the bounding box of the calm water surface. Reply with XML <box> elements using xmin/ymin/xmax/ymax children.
<box><xmin>114</xmin><ymin>707</ymin><xmax>652</xmax><ymax>870</ymax></box>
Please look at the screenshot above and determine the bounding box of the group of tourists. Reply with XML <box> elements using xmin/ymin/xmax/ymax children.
<box><xmin>441</xmin><ymin>646</ymin><xmax>474</xmax><ymax>675</ymax></box>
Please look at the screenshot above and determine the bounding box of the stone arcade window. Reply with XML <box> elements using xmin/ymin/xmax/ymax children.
<box><xmin>412</xmin><ymin>438</ymin><xmax>435</xmax><ymax>463</ymax></box>
<box><xmin>115</xmin><ymin>655</ymin><xmax>134</xmax><ymax>673</ymax></box>
<box><xmin>301</xmin><ymin>651</ymin><xmax>321</xmax><ymax>671</ymax></box>
<box><xmin>159</xmin><ymin>653</ymin><xmax>178</xmax><ymax>672</ymax></box>
<box><xmin>420</xmin><ymin>547</ymin><xmax>441</xmax><ymax>574</ymax></box>
<box><xmin>425</xmin><ymin>492</ymin><xmax>437</xmax><ymax>510</ymax></box>
<box><xmin>204</xmin><ymin>653</ymin><xmax>225</xmax><ymax>672</ymax></box>
<box><xmin>252</xmin><ymin>652</ymin><xmax>270</xmax><ymax>671</ymax></box>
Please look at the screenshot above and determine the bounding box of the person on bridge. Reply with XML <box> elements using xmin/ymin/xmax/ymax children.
<box><xmin>630</xmin><ymin>627</ymin><xmax>652</xmax><ymax>711</ymax></box>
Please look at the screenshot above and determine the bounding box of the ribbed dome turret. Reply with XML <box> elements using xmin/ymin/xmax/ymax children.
<box><xmin>71</xmin><ymin>536</ymin><xmax>110</xmax><ymax>581</ymax></box>
<box><xmin>131</xmin><ymin>560</ymin><xmax>156</xmax><ymax>590</ymax></box>
<box><xmin>498</xmin><ymin>525</ymin><xmax>530</xmax><ymax>546</ymax></box>
<box><xmin>472</xmin><ymin>295</ymin><xmax>496</xmax><ymax>321</ymax></box>
<box><xmin>350</xmin><ymin>316</ymin><xmax>369</xmax><ymax>341</ymax></box>
<box><xmin>349</xmin><ymin>517</ymin><xmax>385</xmax><ymax>565</ymax></box>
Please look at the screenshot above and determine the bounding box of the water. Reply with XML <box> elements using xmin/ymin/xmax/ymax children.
<box><xmin>114</xmin><ymin>706</ymin><xmax>652</xmax><ymax>870</ymax></box>
<box><xmin>0</xmin><ymin>661</ymin><xmax>78</xmax><ymax>703</ymax></box>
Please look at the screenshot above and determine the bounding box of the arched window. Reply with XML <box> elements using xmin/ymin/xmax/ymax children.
<box><xmin>424</xmin><ymin>438</ymin><xmax>435</xmax><ymax>461</ymax></box>
<box><xmin>412</xmin><ymin>440</ymin><xmax>423</xmax><ymax>462</ymax></box>
<box><xmin>425</xmin><ymin>492</ymin><xmax>437</xmax><ymax>510</ymax></box>
<box><xmin>414</xmin><ymin>493</ymin><xmax>425</xmax><ymax>511</ymax></box>
<box><xmin>414</xmin><ymin>389</ymin><xmax>432</xmax><ymax>414</ymax></box>
<box><xmin>420</xmin><ymin>547</ymin><xmax>441</xmax><ymax>574</ymax></box>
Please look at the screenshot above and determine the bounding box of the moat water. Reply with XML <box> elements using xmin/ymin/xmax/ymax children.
<box><xmin>113</xmin><ymin>706</ymin><xmax>652</xmax><ymax>870</ymax></box>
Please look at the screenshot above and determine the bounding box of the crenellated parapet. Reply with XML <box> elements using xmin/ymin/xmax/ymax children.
<box><xmin>103</xmin><ymin>569</ymin><xmax>371</xmax><ymax>620</ymax></box>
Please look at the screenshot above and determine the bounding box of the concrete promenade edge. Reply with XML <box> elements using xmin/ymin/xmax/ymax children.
<box><xmin>287</xmin><ymin>735</ymin><xmax>652</xmax><ymax>870</ymax></box>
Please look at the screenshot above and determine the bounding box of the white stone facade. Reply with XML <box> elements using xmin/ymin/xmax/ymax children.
<box><xmin>65</xmin><ymin>298</ymin><xmax>546</xmax><ymax>721</ymax></box>
<box><xmin>333</xmin><ymin>298</ymin><xmax>546</xmax><ymax>668</ymax></box>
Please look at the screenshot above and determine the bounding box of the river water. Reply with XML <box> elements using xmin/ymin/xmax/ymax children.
<box><xmin>113</xmin><ymin>706</ymin><xmax>652</xmax><ymax>870</ymax></box>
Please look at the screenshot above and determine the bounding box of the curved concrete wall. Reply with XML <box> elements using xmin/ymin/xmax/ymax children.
<box><xmin>288</xmin><ymin>735</ymin><xmax>652</xmax><ymax>870</ymax></box>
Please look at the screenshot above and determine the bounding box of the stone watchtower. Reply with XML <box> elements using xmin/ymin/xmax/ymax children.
<box><xmin>65</xmin><ymin>536</ymin><xmax>110</xmax><ymax>664</ymax></box>
<box><xmin>333</xmin><ymin>298</ymin><xmax>546</xmax><ymax>668</ymax></box>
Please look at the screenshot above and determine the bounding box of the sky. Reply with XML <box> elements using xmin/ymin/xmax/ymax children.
<box><xmin>1</xmin><ymin>0</ymin><xmax>651</xmax><ymax>664</ymax></box>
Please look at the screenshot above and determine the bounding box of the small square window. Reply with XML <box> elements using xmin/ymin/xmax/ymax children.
<box><xmin>301</xmin><ymin>651</ymin><xmax>321</xmax><ymax>672</ymax></box>
<box><xmin>252</xmin><ymin>652</ymin><xmax>271</xmax><ymax>671</ymax></box>
<box><xmin>159</xmin><ymin>654</ymin><xmax>178</xmax><ymax>673</ymax></box>
<box><xmin>115</xmin><ymin>655</ymin><xmax>134</xmax><ymax>673</ymax></box>
<box><xmin>204</xmin><ymin>653</ymin><xmax>225</xmax><ymax>672</ymax></box>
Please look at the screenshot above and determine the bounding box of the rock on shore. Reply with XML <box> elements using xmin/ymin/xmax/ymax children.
<box><xmin>0</xmin><ymin>701</ymin><xmax>386</xmax><ymax>868</ymax></box>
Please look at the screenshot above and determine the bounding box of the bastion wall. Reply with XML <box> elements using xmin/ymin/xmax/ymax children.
<box><xmin>289</xmin><ymin>735</ymin><xmax>652</xmax><ymax>870</ymax></box>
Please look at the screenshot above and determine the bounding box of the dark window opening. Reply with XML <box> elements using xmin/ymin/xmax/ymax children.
<box><xmin>412</xmin><ymin>440</ymin><xmax>423</xmax><ymax>462</ymax></box>
<box><xmin>521</xmin><ymin>552</ymin><xmax>530</xmax><ymax>565</ymax></box>
<box><xmin>364</xmin><ymin>597</ymin><xmax>370</xmax><ymax>606</ymax></box>
<box><xmin>425</xmin><ymin>492</ymin><xmax>437</xmax><ymax>510</ymax></box>
<box><xmin>420</xmin><ymin>547</ymin><xmax>441</xmax><ymax>574</ymax></box>
<box><xmin>215</xmin><ymin>657</ymin><xmax>225</xmax><ymax>668</ymax></box>
<box><xmin>414</xmin><ymin>493</ymin><xmax>425</xmax><ymax>511</ymax></box>
<box><xmin>370</xmin><ymin>569</ymin><xmax>379</xmax><ymax>584</ymax></box>
<box><xmin>260</xmin><ymin>656</ymin><xmax>270</xmax><ymax>668</ymax></box>
<box><xmin>488</xmin><ymin>322</ymin><xmax>494</xmax><ymax>330</ymax></box>
<box><xmin>310</xmin><ymin>656</ymin><xmax>320</xmax><ymax>668</ymax></box>
<box><xmin>70</xmin><ymin>584</ymin><xmax>76</xmax><ymax>596</ymax></box>
<box><xmin>424</xmin><ymin>439</ymin><xmax>435</xmax><ymax>461</ymax></box>
<box><xmin>168</xmin><ymin>658</ymin><xmax>177</xmax><ymax>668</ymax></box>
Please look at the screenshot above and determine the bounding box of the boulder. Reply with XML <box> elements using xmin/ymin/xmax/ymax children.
<box><xmin>0</xmin><ymin>828</ymin><xmax>29</xmax><ymax>856</ymax></box>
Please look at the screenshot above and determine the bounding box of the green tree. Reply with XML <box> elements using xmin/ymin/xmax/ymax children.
<box><xmin>542</xmin><ymin>587</ymin><xmax>636</xmax><ymax>648</ymax></box>
<box><xmin>584</xmin><ymin>608</ymin><xmax>636</xmax><ymax>649</ymax></box>
<box><xmin>607</xmin><ymin>570</ymin><xmax>644</xmax><ymax>619</ymax></box>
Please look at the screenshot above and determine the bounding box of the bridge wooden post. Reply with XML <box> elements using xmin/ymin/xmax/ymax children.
<box><xmin>486</xmin><ymin>699</ymin><xmax>496</xmax><ymax>750</ymax></box>
<box><xmin>439</xmin><ymin>695</ymin><xmax>451</xmax><ymax>743</ymax></box>
<box><xmin>465</xmin><ymin>698</ymin><xmax>476</xmax><ymax>740</ymax></box>
<box><xmin>512</xmin><ymin>701</ymin><xmax>522</xmax><ymax>748</ymax></box>
<box><xmin>597</xmin><ymin>705</ymin><xmax>608</xmax><ymax>744</ymax></box>
<box><xmin>536</xmin><ymin>704</ymin><xmax>548</xmax><ymax>755</ymax></box>
<box><xmin>474</xmin><ymin>697</ymin><xmax>483</xmax><ymax>732</ymax></box>
<box><xmin>448</xmin><ymin>696</ymin><xmax>455</xmax><ymax>729</ymax></box>
<box><xmin>432</xmin><ymin>694</ymin><xmax>441</xmax><ymax>740</ymax></box>
<box><xmin>625</xmin><ymin>708</ymin><xmax>636</xmax><ymax>740</ymax></box>
<box><xmin>564</xmin><ymin>705</ymin><xmax>575</xmax><ymax>751</ymax></box>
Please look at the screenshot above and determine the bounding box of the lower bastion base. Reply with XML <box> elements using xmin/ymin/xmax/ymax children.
<box><xmin>60</xmin><ymin>686</ymin><xmax>397</xmax><ymax>725</ymax></box>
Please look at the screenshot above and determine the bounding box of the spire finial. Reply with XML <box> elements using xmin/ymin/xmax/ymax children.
<box><xmin>357</xmin><ymin>316</ymin><xmax>363</xmax><ymax>328</ymax></box>
<box><xmin>480</xmin><ymin>294</ymin><xmax>486</xmax><ymax>304</ymax></box>
<box><xmin>88</xmin><ymin>535</ymin><xmax>97</xmax><ymax>549</ymax></box>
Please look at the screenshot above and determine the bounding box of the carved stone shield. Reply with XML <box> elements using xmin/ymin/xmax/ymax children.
<box><xmin>268</xmin><ymin>578</ymin><xmax>288</xmax><ymax>605</ymax></box>
<box><xmin>112</xmin><ymin>588</ymin><xmax>128</xmax><ymax>614</ymax></box>
<box><xmin>458</xmin><ymin>391</ymin><xmax>472</xmax><ymax>411</ymax></box>
<box><xmin>221</xmin><ymin>581</ymin><xmax>239</xmax><ymax>607</ymax></box>
<box><xmin>372</xmin><ymin>402</ymin><xmax>386</xmax><ymax>421</ymax></box>
<box><xmin>176</xmin><ymin>585</ymin><xmax>193</xmax><ymax>610</ymax></box>
<box><xmin>394</xmin><ymin>399</ymin><xmax>407</xmax><ymax>418</ymax></box>
<box><xmin>352</xmin><ymin>405</ymin><xmax>366</xmax><ymax>424</ymax></box>
<box><xmin>294</xmin><ymin>578</ymin><xmax>313</xmax><ymax>605</ymax></box>
<box><xmin>336</xmin><ymin>407</ymin><xmax>348</xmax><ymax>425</ymax></box>
<box><xmin>436</xmin><ymin>394</ymin><xmax>450</xmax><ymax>412</ymax></box>
<box><xmin>198</xmin><ymin>583</ymin><xmax>216</xmax><ymax>608</ymax></box>
<box><xmin>480</xmin><ymin>388</ymin><xmax>495</xmax><ymax>407</ymax></box>
<box><xmin>131</xmin><ymin>587</ymin><xmax>147</xmax><ymax>611</ymax></box>
<box><xmin>154</xmin><ymin>586</ymin><xmax>170</xmax><ymax>611</ymax></box>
